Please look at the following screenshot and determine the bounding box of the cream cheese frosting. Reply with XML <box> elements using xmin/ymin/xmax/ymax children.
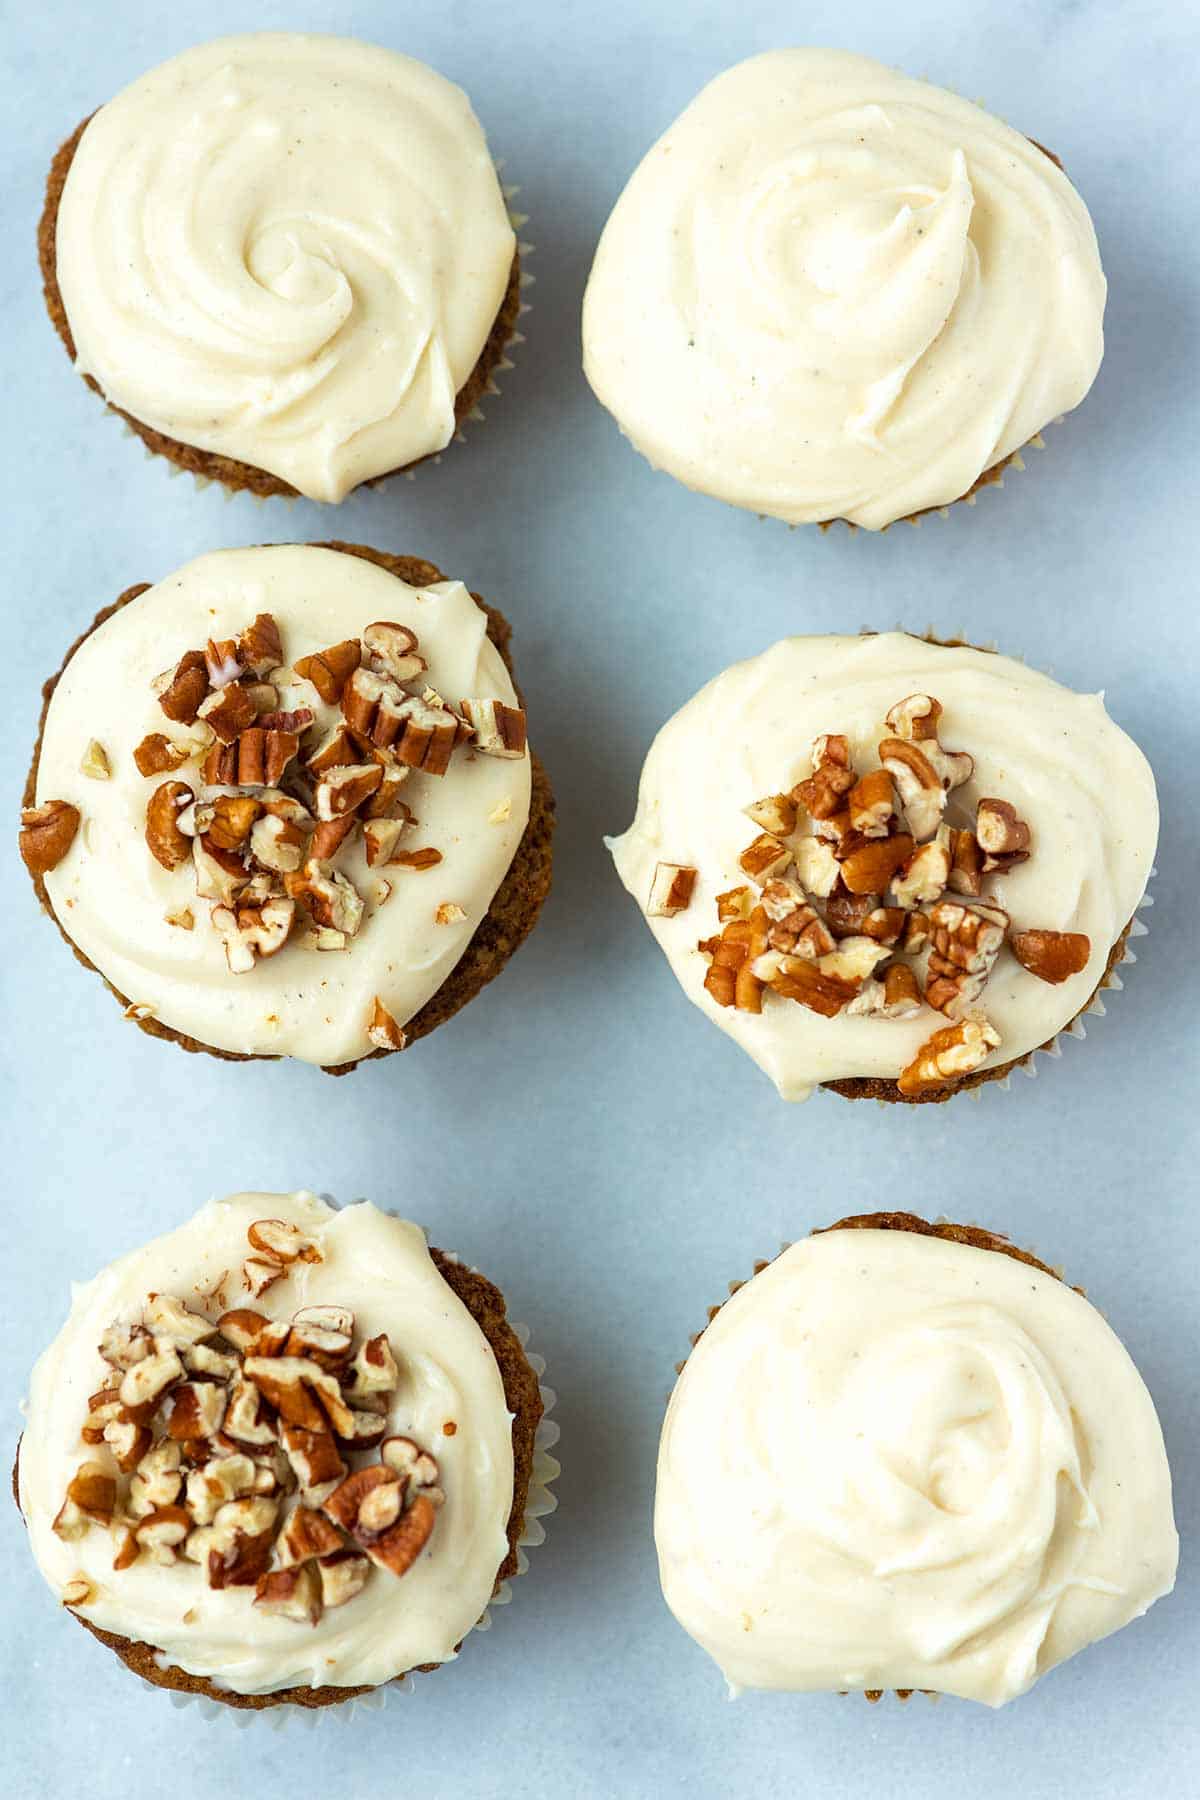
<box><xmin>55</xmin><ymin>33</ymin><xmax>516</xmax><ymax>502</ymax></box>
<box><xmin>19</xmin><ymin>1192</ymin><xmax>517</xmax><ymax>1695</ymax></box>
<box><xmin>655</xmin><ymin>1226</ymin><xmax>1177</xmax><ymax>1706</ymax></box>
<box><xmin>608</xmin><ymin>634</ymin><xmax>1157</xmax><ymax>1099</ymax></box>
<box><xmin>35</xmin><ymin>545</ymin><xmax>532</xmax><ymax>1066</ymax></box>
<box><xmin>582</xmin><ymin>48</ymin><xmax>1105</xmax><ymax>528</ymax></box>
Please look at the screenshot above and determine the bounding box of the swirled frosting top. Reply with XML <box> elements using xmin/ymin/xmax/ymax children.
<box><xmin>655</xmin><ymin>1226</ymin><xmax>1177</xmax><ymax>1706</ymax></box>
<box><xmin>608</xmin><ymin>634</ymin><xmax>1156</xmax><ymax>1099</ymax></box>
<box><xmin>19</xmin><ymin>1192</ymin><xmax>517</xmax><ymax>1694</ymax></box>
<box><xmin>55</xmin><ymin>34</ymin><xmax>516</xmax><ymax>501</ymax></box>
<box><xmin>583</xmin><ymin>48</ymin><xmax>1105</xmax><ymax>528</ymax></box>
<box><xmin>35</xmin><ymin>545</ymin><xmax>532</xmax><ymax>1066</ymax></box>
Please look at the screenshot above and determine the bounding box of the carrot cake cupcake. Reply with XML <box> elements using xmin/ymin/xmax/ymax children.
<box><xmin>15</xmin><ymin>1190</ymin><xmax>548</xmax><ymax>1709</ymax></box>
<box><xmin>583</xmin><ymin>48</ymin><xmax>1105</xmax><ymax>528</ymax></box>
<box><xmin>608</xmin><ymin>633</ymin><xmax>1155</xmax><ymax>1102</ymax></box>
<box><xmin>40</xmin><ymin>33</ymin><xmax>520</xmax><ymax>501</ymax></box>
<box><xmin>20</xmin><ymin>542</ymin><xmax>553</xmax><ymax>1071</ymax></box>
<box><xmin>656</xmin><ymin>1214</ymin><xmax>1177</xmax><ymax>1706</ymax></box>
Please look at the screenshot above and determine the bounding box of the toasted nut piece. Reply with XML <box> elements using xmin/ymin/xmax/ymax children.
<box><xmin>366</xmin><ymin>996</ymin><xmax>407</xmax><ymax>1052</ymax></box>
<box><xmin>369</xmin><ymin>1493</ymin><xmax>441</xmax><ymax>1579</ymax></box>
<box><xmin>891</xmin><ymin>825</ymin><xmax>952</xmax><ymax>909</ymax></box>
<box><xmin>363</xmin><ymin>756</ymin><xmax>412</xmax><ymax>821</ymax></box>
<box><xmin>119</xmin><ymin>1345</ymin><xmax>183</xmax><ymax>1418</ymax></box>
<box><xmin>715</xmin><ymin>886</ymin><xmax>754</xmax><ymax>921</ymax></box>
<box><xmin>793</xmin><ymin>735</ymin><xmax>855</xmax><ymax>820</ymax></box>
<box><xmin>819</xmin><ymin>937</ymin><xmax>891</xmax><ymax>985</ymax></box>
<box><xmin>286</xmin><ymin>1306</ymin><xmax>354</xmax><ymax>1371</ymax></box>
<box><xmin>319</xmin><ymin>1548</ymin><xmax>371</xmax><ymax>1608</ymax></box>
<box><xmin>112</xmin><ymin>1531</ymin><xmax>140</xmax><ymax>1571</ymax></box>
<box><xmin>197</xmin><ymin>683</ymin><xmax>256</xmax><ymax>744</ymax></box>
<box><xmin>647</xmin><ymin>862</ymin><xmax>697</xmax><ymax>917</ymax></box>
<box><xmin>346</xmin><ymin>1334</ymin><xmax>400</xmax><ymax>1399</ymax></box>
<box><xmin>288</xmin><ymin>863</ymin><xmax>365</xmax><ymax>935</ymax></box>
<box><xmin>948</xmin><ymin>828</ymin><xmax>985</xmax><ymax>896</ymax></box>
<box><xmin>206</xmin><ymin>793</ymin><xmax>262</xmax><ymax>852</ymax></box>
<box><xmin>791</xmin><ymin>836</ymin><xmax>841</xmax><ymax>899</ymax></box>
<box><xmin>380</xmin><ymin>1437</ymin><xmax>441</xmax><ymax>1488</ymax></box>
<box><xmin>884</xmin><ymin>694</ymin><xmax>941</xmax><ymax>742</ymax></box>
<box><xmin>339</xmin><ymin>1410</ymin><xmax>389</xmax><ymax>1452</ymax></box>
<box><xmin>976</xmin><ymin>798</ymin><xmax>1032</xmax><ymax>859</ymax></box>
<box><xmin>881</xmin><ymin>962</ymin><xmax>925</xmax><ymax>1018</ymax></box>
<box><xmin>743</xmin><ymin>794</ymin><xmax>798</xmax><ymax>838</ymax></box>
<box><xmin>926</xmin><ymin>899</ymin><xmax>1009</xmax><ymax>1019</ymax></box>
<box><xmin>1011</xmin><ymin>929</ymin><xmax>1091</xmax><ymax>984</ymax></box>
<box><xmin>861</xmin><ymin>907</ymin><xmax>907</xmax><ymax>946</ymax></box>
<box><xmin>277</xmin><ymin>1506</ymin><xmax>345</xmax><ymax>1566</ymax></box>
<box><xmin>903</xmin><ymin>911</ymin><xmax>931</xmax><ymax>953</ymax></box>
<box><xmin>99</xmin><ymin>1321</ymin><xmax>152</xmax><ymax>1370</ymax></box>
<box><xmin>280</xmin><ymin>1425</ymin><xmax>348</xmax><ymax>1491</ymax></box>
<box><xmin>166</xmin><ymin>1381</ymin><xmax>228</xmax><ymax>1441</ymax></box>
<box><xmin>62</xmin><ymin>1575</ymin><xmax>97</xmax><ymax>1607</ymax></box>
<box><xmin>878</xmin><ymin>738</ymin><xmax>945</xmax><ymax>841</ymax></box>
<box><xmin>144</xmin><ymin>782</ymin><xmax>193</xmax><ymax>871</ymax></box>
<box><xmin>82</xmin><ymin>1385</ymin><xmax>122</xmax><ymax>1442</ymax></box>
<box><xmin>363</xmin><ymin>818</ymin><xmax>408</xmax><ymax>867</ymax></box>
<box><xmin>223</xmin><ymin>1378</ymin><xmax>278</xmax><ymax>1448</ymax></box>
<box><xmin>459</xmin><ymin>696</ymin><xmax>527</xmax><ymax>758</ymax></box>
<box><xmin>145</xmin><ymin>1295</ymin><xmax>214</xmax><ymax>1345</ymax></box>
<box><xmin>212</xmin><ymin>898</ymin><xmax>295</xmax><ymax>974</ymax></box>
<box><xmin>127</xmin><ymin>1441</ymin><xmax>183</xmax><ymax>1516</ymax></box>
<box><xmin>363</xmin><ymin>620</ymin><xmax>427</xmax><ymax>683</ymax></box>
<box><xmin>202</xmin><ymin>741</ymin><xmax>238</xmax><ymax>786</ymax></box>
<box><xmin>242</xmin><ymin>1257</ymin><xmax>284</xmax><ymax>1300</ymax></box>
<box><xmin>739</xmin><ymin>833</ymin><xmax>792</xmax><ymax>883</ymax></box>
<box><xmin>185</xmin><ymin>1454</ymin><xmax>258</xmax><ymax>1525</ymax></box>
<box><xmin>184</xmin><ymin>1342</ymin><xmax>237</xmax><ymax>1380</ymax></box>
<box><xmin>825</xmin><ymin>893</ymin><xmax>876</xmax><ymax>938</ymax></box>
<box><xmin>63</xmin><ymin>1462</ymin><xmax>118</xmax><ymax>1527</ymax></box>
<box><xmin>103</xmin><ymin>1415</ymin><xmax>153</xmax><ymax>1473</ymax></box>
<box><xmin>158</xmin><ymin>651</ymin><xmax>209</xmax><ymax>725</ymax></box>
<box><xmin>248</xmin><ymin>1319</ymin><xmax>292</xmax><ymax>1357</ymax></box>
<box><xmin>239</xmin><ymin>613</ymin><xmax>283</xmax><ymax>676</ymax></box>
<box><xmin>848</xmin><ymin>769</ymin><xmax>894</xmax><ymax>839</ymax></box>
<box><xmin>20</xmin><ymin>800</ymin><xmax>81</xmax><ymax>875</ymax></box>
<box><xmin>898</xmin><ymin>1016</ymin><xmax>1001</xmax><ymax>1096</ymax></box>
<box><xmin>134</xmin><ymin>733</ymin><xmax>190</xmax><ymax>776</ymax></box>
<box><xmin>295</xmin><ymin>639</ymin><xmax>362</xmax><ymax>704</ymax></box>
<box><xmin>205</xmin><ymin>638</ymin><xmax>243</xmax><ymax>688</ymax></box>
<box><xmin>305</xmin><ymin>723</ymin><xmax>361</xmax><ymax>775</ymax></box>
<box><xmin>135</xmin><ymin>1504</ymin><xmax>193</xmax><ymax>1565</ymax></box>
<box><xmin>254</xmin><ymin>1562</ymin><xmax>324</xmax><ymax>1625</ymax></box>
<box><xmin>243</xmin><ymin>1357</ymin><xmax>350</xmax><ymax>1435</ymax></box>
<box><xmin>250</xmin><ymin>811</ymin><xmax>306</xmax><ymax>874</ymax></box>
<box><xmin>204</xmin><ymin>1498</ymin><xmax>278</xmax><ymax>1589</ymax></box>
<box><xmin>839</xmin><ymin>833</ymin><xmax>914</xmax><ymax>895</ymax></box>
<box><xmin>760</xmin><ymin>879</ymin><xmax>834</xmax><ymax>959</ymax></box>
<box><xmin>248</xmin><ymin>1219</ymin><xmax>322</xmax><ymax>1265</ymax></box>
<box><xmin>309</xmin><ymin>814</ymin><xmax>357</xmax><ymax>862</ymax></box>
<box><xmin>322</xmin><ymin>1465</ymin><xmax>399</xmax><ymax>1536</ymax></box>
<box><xmin>388</xmin><ymin>847</ymin><xmax>443</xmax><ymax>872</ymax></box>
<box><xmin>768</xmin><ymin>958</ymin><xmax>861</xmax><ymax>1017</ymax></box>
<box><xmin>357</xmin><ymin>1480</ymin><xmax>404</xmax><ymax>1536</ymax></box>
<box><xmin>216</xmin><ymin>1309</ymin><xmax>269</xmax><ymax>1351</ymax></box>
<box><xmin>80</xmin><ymin>739</ymin><xmax>111</xmax><ymax>780</ymax></box>
<box><xmin>812</xmin><ymin>807</ymin><xmax>852</xmax><ymax>848</ymax></box>
<box><xmin>315</xmin><ymin>761</ymin><xmax>384</xmax><ymax>820</ymax></box>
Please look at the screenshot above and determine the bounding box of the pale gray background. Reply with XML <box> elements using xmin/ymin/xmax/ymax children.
<box><xmin>2</xmin><ymin>1</ymin><xmax>1197</xmax><ymax>1795</ymax></box>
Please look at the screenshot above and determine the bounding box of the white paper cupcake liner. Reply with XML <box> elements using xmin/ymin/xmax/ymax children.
<box><xmin>111</xmin><ymin>172</ymin><xmax>532</xmax><ymax>509</ymax></box>
<box><xmin>136</xmin><ymin>1223</ymin><xmax>558</xmax><ymax>1728</ymax></box>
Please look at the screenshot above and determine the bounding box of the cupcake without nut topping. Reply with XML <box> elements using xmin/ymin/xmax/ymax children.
<box><xmin>583</xmin><ymin>48</ymin><xmax>1105</xmax><ymax>528</ymax></box>
<box><xmin>655</xmin><ymin>1214</ymin><xmax>1177</xmax><ymax>1706</ymax></box>
<box><xmin>40</xmin><ymin>33</ymin><xmax>521</xmax><ymax>502</ymax></box>
<box><xmin>608</xmin><ymin>633</ymin><xmax>1155</xmax><ymax>1102</ymax></box>
<box><xmin>15</xmin><ymin>1191</ymin><xmax>548</xmax><ymax>1709</ymax></box>
<box><xmin>20</xmin><ymin>542</ymin><xmax>554</xmax><ymax>1071</ymax></box>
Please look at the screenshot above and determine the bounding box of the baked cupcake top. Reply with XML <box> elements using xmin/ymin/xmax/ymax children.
<box><xmin>583</xmin><ymin>48</ymin><xmax>1105</xmax><ymax>528</ymax></box>
<box><xmin>54</xmin><ymin>33</ymin><xmax>516</xmax><ymax>502</ymax></box>
<box><xmin>19</xmin><ymin>1192</ymin><xmax>517</xmax><ymax>1695</ymax></box>
<box><xmin>655</xmin><ymin>1224</ymin><xmax>1177</xmax><ymax>1705</ymax></box>
<box><xmin>608</xmin><ymin>633</ymin><xmax>1156</xmax><ymax>1099</ymax></box>
<box><xmin>28</xmin><ymin>544</ymin><xmax>532</xmax><ymax>1066</ymax></box>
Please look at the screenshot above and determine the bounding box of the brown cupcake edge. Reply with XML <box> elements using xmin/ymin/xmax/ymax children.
<box><xmin>22</xmin><ymin>541</ymin><xmax>555</xmax><ymax>1074</ymax></box>
<box><xmin>12</xmin><ymin>1245</ymin><xmax>546</xmax><ymax>1712</ymax></box>
<box><xmin>678</xmin><ymin>1210</ymin><xmax>1072</xmax><ymax>1706</ymax></box>
<box><xmin>39</xmin><ymin>117</ymin><xmax>522</xmax><ymax>499</ymax></box>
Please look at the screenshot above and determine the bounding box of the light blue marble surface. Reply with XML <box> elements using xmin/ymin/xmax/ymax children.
<box><xmin>3</xmin><ymin>3</ymin><xmax>1197</xmax><ymax>1795</ymax></box>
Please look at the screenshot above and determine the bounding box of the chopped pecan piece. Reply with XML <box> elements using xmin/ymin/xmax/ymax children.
<box><xmin>884</xmin><ymin>695</ymin><xmax>975</xmax><ymax>790</ymax></box>
<box><xmin>247</xmin><ymin>1220</ymin><xmax>322</xmax><ymax>1266</ymax></box>
<box><xmin>647</xmin><ymin>862</ymin><xmax>697</xmax><ymax>917</ymax></box>
<box><xmin>739</xmin><ymin>833</ymin><xmax>792</xmax><ymax>884</ymax></box>
<box><xmin>276</xmin><ymin>1506</ymin><xmax>345</xmax><ymax>1566</ymax></box>
<box><xmin>135</xmin><ymin>1504</ymin><xmax>194</xmax><ymax>1565</ymax></box>
<box><xmin>362</xmin><ymin>621</ymin><xmax>427</xmax><ymax>683</ymax></box>
<box><xmin>818</xmin><ymin>937</ymin><xmax>891</xmax><ymax>985</ymax></box>
<box><xmin>287</xmin><ymin>863</ymin><xmax>364</xmax><ymax>936</ymax></box>
<box><xmin>761</xmin><ymin>879</ymin><xmax>834</xmax><ymax>959</ymax></box>
<box><xmin>898</xmin><ymin>1016</ymin><xmax>1001</xmax><ymax>1096</ymax></box>
<box><xmin>212</xmin><ymin>899</ymin><xmax>294</xmax><ymax>974</ymax></box>
<box><xmin>134</xmin><ymin>733</ymin><xmax>189</xmax><ymax>776</ymax></box>
<box><xmin>1011</xmin><ymin>929</ymin><xmax>1091</xmax><ymax>983</ymax></box>
<box><xmin>793</xmin><ymin>734</ymin><xmax>855</xmax><ymax>819</ymax></box>
<box><xmin>388</xmin><ymin>846</ymin><xmax>443</xmax><ymax>872</ymax></box>
<box><xmin>319</xmin><ymin>1549</ymin><xmax>371</xmax><ymax>1608</ymax></box>
<box><xmin>791</xmin><ymin>836</ymin><xmax>841</xmax><ymax>898</ymax></box>
<box><xmin>197</xmin><ymin>683</ymin><xmax>257</xmax><ymax>744</ymax></box>
<box><xmin>315</xmin><ymin>762</ymin><xmax>383</xmax><ymax>819</ymax></box>
<box><xmin>743</xmin><ymin>794</ymin><xmax>798</xmax><ymax>838</ymax></box>
<box><xmin>254</xmin><ymin>1562</ymin><xmax>322</xmax><ymax>1625</ymax></box>
<box><xmin>239</xmin><ymin>613</ymin><xmax>283</xmax><ymax>677</ymax></box>
<box><xmin>294</xmin><ymin>639</ymin><xmax>361</xmax><ymax>704</ymax></box>
<box><xmin>158</xmin><ymin>651</ymin><xmax>209</xmax><ymax>725</ymax></box>
<box><xmin>948</xmin><ymin>827</ymin><xmax>985</xmax><ymax>896</ymax></box>
<box><xmin>20</xmin><ymin>800</ymin><xmax>81</xmax><ymax>875</ymax></box>
<box><xmin>459</xmin><ymin>696</ymin><xmax>527</xmax><ymax>758</ymax></box>
<box><xmin>768</xmin><ymin>957</ymin><xmax>861</xmax><ymax>1017</ymax></box>
<box><xmin>144</xmin><ymin>782</ymin><xmax>193</xmax><ymax>871</ymax></box>
<box><xmin>306</xmin><ymin>723</ymin><xmax>361</xmax><ymax>775</ymax></box>
<box><xmin>891</xmin><ymin>826</ymin><xmax>952</xmax><ymax>909</ymax></box>
<box><xmin>165</xmin><ymin>1381</ymin><xmax>228</xmax><ymax>1441</ymax></box>
<box><xmin>878</xmin><ymin>738</ymin><xmax>946</xmax><ymax>842</ymax></box>
<box><xmin>925</xmin><ymin>900</ymin><xmax>1009</xmax><ymax>1019</ymax></box>
<box><xmin>839</xmin><ymin>832</ymin><xmax>914</xmax><ymax>896</ymax></box>
<box><xmin>286</xmin><ymin>1306</ymin><xmax>354</xmax><ymax>1372</ymax></box>
<box><xmin>366</xmin><ymin>997</ymin><xmax>407</xmax><ymax>1052</ymax></box>
<box><xmin>847</xmin><ymin>769</ymin><xmax>894</xmax><ymax>839</ymax></box>
<box><xmin>206</xmin><ymin>793</ymin><xmax>262</xmax><ymax>852</ymax></box>
<box><xmin>280</xmin><ymin>1425</ymin><xmax>348</xmax><ymax>1492</ymax></box>
<box><xmin>249</xmin><ymin>811</ymin><xmax>306</xmax><ymax>874</ymax></box>
<box><xmin>976</xmin><ymin>798</ymin><xmax>1032</xmax><ymax>873</ymax></box>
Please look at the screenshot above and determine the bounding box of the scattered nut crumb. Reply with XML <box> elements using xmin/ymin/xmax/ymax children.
<box><xmin>164</xmin><ymin>906</ymin><xmax>195</xmax><ymax>931</ymax></box>
<box><xmin>80</xmin><ymin>740</ymin><xmax>111</xmax><ymax>780</ymax></box>
<box><xmin>123</xmin><ymin>1003</ymin><xmax>156</xmax><ymax>1021</ymax></box>
<box><xmin>488</xmin><ymin>797</ymin><xmax>512</xmax><ymax>825</ymax></box>
<box><xmin>435</xmin><ymin>902</ymin><xmax>467</xmax><ymax>926</ymax></box>
<box><xmin>62</xmin><ymin>1577</ymin><xmax>95</xmax><ymax>1608</ymax></box>
<box><xmin>442</xmin><ymin>1421</ymin><xmax>458</xmax><ymax>1437</ymax></box>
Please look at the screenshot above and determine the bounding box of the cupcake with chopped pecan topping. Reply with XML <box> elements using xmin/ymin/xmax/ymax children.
<box><xmin>656</xmin><ymin>1213</ymin><xmax>1176</xmax><ymax>1705</ymax></box>
<box><xmin>608</xmin><ymin>633</ymin><xmax>1154</xmax><ymax>1102</ymax></box>
<box><xmin>20</xmin><ymin>542</ymin><xmax>553</xmax><ymax>1072</ymax></box>
<box><xmin>15</xmin><ymin>1190</ymin><xmax>554</xmax><ymax>1710</ymax></box>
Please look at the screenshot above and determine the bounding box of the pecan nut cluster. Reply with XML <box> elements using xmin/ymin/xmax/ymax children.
<box><xmin>53</xmin><ymin>1218</ymin><xmax>444</xmax><ymax>1628</ymax></box>
<box><xmin>650</xmin><ymin>693</ymin><xmax>1092</xmax><ymax>1095</ymax></box>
